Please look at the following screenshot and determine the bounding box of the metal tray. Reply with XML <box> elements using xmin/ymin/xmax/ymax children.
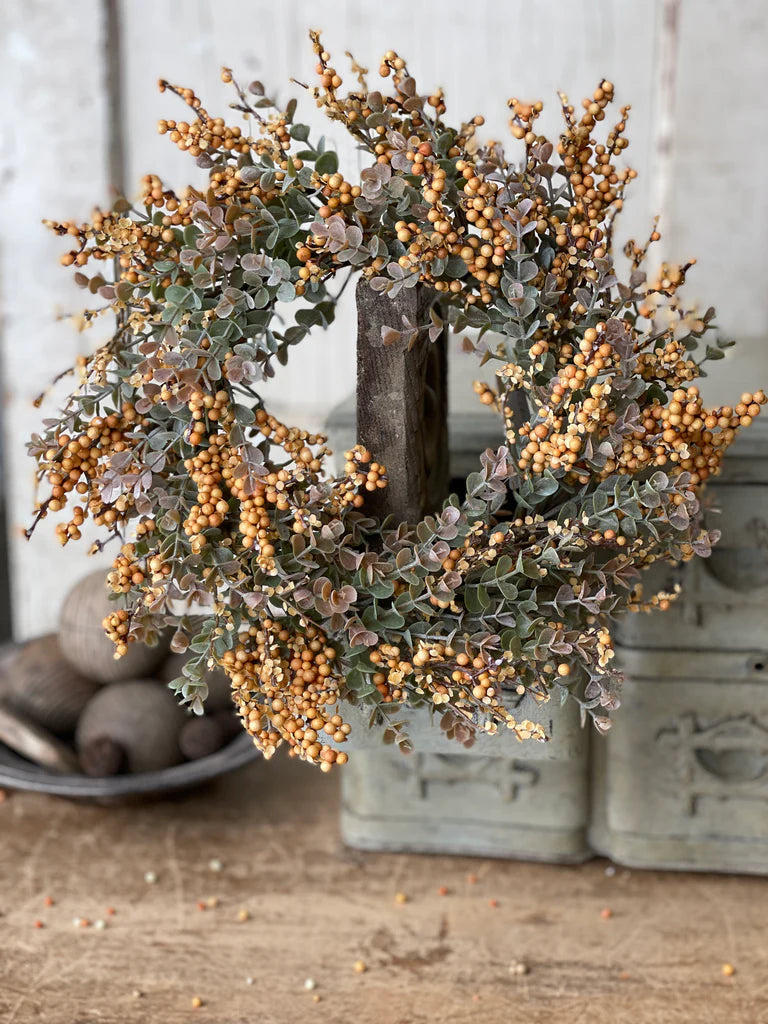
<box><xmin>0</xmin><ymin>731</ymin><xmax>259</xmax><ymax>800</ymax></box>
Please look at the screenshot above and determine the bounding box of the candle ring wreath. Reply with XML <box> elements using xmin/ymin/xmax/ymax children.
<box><xmin>29</xmin><ymin>32</ymin><xmax>765</xmax><ymax>770</ymax></box>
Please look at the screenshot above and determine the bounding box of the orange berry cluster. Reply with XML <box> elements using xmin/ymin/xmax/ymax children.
<box><xmin>45</xmin><ymin>205</ymin><xmax>171</xmax><ymax>274</ymax></box>
<box><xmin>102</xmin><ymin>607</ymin><xmax>132</xmax><ymax>659</ymax></box>
<box><xmin>188</xmin><ymin>390</ymin><xmax>232</xmax><ymax>446</ymax></box>
<box><xmin>223</xmin><ymin>619</ymin><xmax>350</xmax><ymax>770</ymax></box>
<box><xmin>369</xmin><ymin>637</ymin><xmax>546</xmax><ymax>743</ymax></box>
<box><xmin>312</xmin><ymin>171</ymin><xmax>362</xmax><ymax>221</ymax></box>
<box><xmin>107</xmin><ymin>544</ymin><xmax>171</xmax><ymax>595</ymax></box>
<box><xmin>157</xmin><ymin>81</ymin><xmax>250</xmax><ymax>158</ymax></box>
<box><xmin>107</xmin><ymin>547</ymin><xmax>146</xmax><ymax>593</ymax></box>
<box><xmin>33</xmin><ymin>406</ymin><xmax>140</xmax><ymax>545</ymax></box>
<box><xmin>183</xmin><ymin>432</ymin><xmax>230</xmax><ymax>551</ymax></box>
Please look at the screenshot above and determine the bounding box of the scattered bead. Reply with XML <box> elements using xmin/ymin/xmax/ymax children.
<box><xmin>600</xmin><ymin>907</ymin><xmax>613</xmax><ymax>920</ymax></box>
<box><xmin>304</xmin><ymin>978</ymin><xmax>316</xmax><ymax>991</ymax></box>
<box><xmin>237</xmin><ymin>908</ymin><xmax>250</xmax><ymax>922</ymax></box>
<box><xmin>353</xmin><ymin>960</ymin><xmax>367</xmax><ymax>974</ymax></box>
<box><xmin>488</xmin><ymin>899</ymin><xmax>499</xmax><ymax>909</ymax></box>
<box><xmin>208</xmin><ymin>859</ymin><xmax>223</xmax><ymax>873</ymax></box>
<box><xmin>144</xmin><ymin>871</ymin><xmax>158</xmax><ymax>885</ymax></box>
<box><xmin>33</xmin><ymin>920</ymin><xmax>44</xmax><ymax>929</ymax></box>
<box><xmin>394</xmin><ymin>892</ymin><xmax>408</xmax><ymax>904</ymax></box>
<box><xmin>191</xmin><ymin>995</ymin><xmax>203</xmax><ymax>1008</ymax></box>
<box><xmin>509</xmin><ymin>961</ymin><xmax>528</xmax><ymax>976</ymax></box>
<box><xmin>43</xmin><ymin>896</ymin><xmax>55</xmax><ymax>908</ymax></box>
<box><xmin>722</xmin><ymin>963</ymin><xmax>736</xmax><ymax>977</ymax></box>
<box><xmin>437</xmin><ymin>886</ymin><xmax>449</xmax><ymax>896</ymax></box>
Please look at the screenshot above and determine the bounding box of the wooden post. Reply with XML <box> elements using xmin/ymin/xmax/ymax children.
<box><xmin>356</xmin><ymin>280</ymin><xmax>449</xmax><ymax>523</ymax></box>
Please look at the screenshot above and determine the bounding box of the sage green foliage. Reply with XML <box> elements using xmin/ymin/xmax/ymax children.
<box><xmin>29</xmin><ymin>48</ymin><xmax>748</xmax><ymax>755</ymax></box>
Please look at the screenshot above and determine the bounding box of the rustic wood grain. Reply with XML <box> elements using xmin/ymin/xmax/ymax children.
<box><xmin>0</xmin><ymin>758</ymin><xmax>766</xmax><ymax>1024</ymax></box>
<box><xmin>356</xmin><ymin>280</ymin><xmax>448</xmax><ymax>523</ymax></box>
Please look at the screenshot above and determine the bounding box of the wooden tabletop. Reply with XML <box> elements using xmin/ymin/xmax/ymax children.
<box><xmin>0</xmin><ymin>755</ymin><xmax>765</xmax><ymax>1024</ymax></box>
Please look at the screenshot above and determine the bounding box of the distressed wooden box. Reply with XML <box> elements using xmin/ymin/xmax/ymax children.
<box><xmin>337</xmin><ymin>688</ymin><xmax>585</xmax><ymax>760</ymax></box>
<box><xmin>590</xmin><ymin>646</ymin><xmax>768</xmax><ymax>874</ymax></box>
<box><xmin>614</xmin><ymin>557</ymin><xmax>768</xmax><ymax>652</ymax></box>
<box><xmin>340</xmin><ymin>694</ymin><xmax>591</xmax><ymax>861</ymax></box>
<box><xmin>615</xmin><ymin>420</ymin><xmax>768</xmax><ymax>650</ymax></box>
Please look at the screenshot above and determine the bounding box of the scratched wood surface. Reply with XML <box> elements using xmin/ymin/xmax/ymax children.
<box><xmin>1</xmin><ymin>0</ymin><xmax>767</xmax><ymax>638</ymax></box>
<box><xmin>0</xmin><ymin>757</ymin><xmax>767</xmax><ymax>1023</ymax></box>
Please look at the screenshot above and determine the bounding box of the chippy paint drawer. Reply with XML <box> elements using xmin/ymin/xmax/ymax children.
<box><xmin>614</xmin><ymin>557</ymin><xmax>768</xmax><ymax>651</ymax></box>
<box><xmin>616</xmin><ymin>420</ymin><xmax>768</xmax><ymax>645</ymax></box>
<box><xmin>590</xmin><ymin>646</ymin><xmax>768</xmax><ymax>874</ymax></box>
<box><xmin>337</xmin><ymin>688</ymin><xmax>585</xmax><ymax>762</ymax></box>
<box><xmin>341</xmin><ymin>739</ymin><xmax>591</xmax><ymax>862</ymax></box>
<box><xmin>702</xmin><ymin>418</ymin><xmax>768</xmax><ymax>590</ymax></box>
<box><xmin>704</xmin><ymin>482</ymin><xmax>768</xmax><ymax>590</ymax></box>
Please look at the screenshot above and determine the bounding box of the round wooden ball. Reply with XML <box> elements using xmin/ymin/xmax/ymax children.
<box><xmin>178</xmin><ymin>715</ymin><xmax>229</xmax><ymax>761</ymax></box>
<box><xmin>158</xmin><ymin>653</ymin><xmax>234</xmax><ymax>712</ymax></box>
<box><xmin>76</xmin><ymin>679</ymin><xmax>186</xmax><ymax>774</ymax></box>
<box><xmin>178</xmin><ymin>709</ymin><xmax>244</xmax><ymax>761</ymax></box>
<box><xmin>7</xmin><ymin>634</ymin><xmax>101</xmax><ymax>736</ymax></box>
<box><xmin>58</xmin><ymin>570</ymin><xmax>168</xmax><ymax>683</ymax></box>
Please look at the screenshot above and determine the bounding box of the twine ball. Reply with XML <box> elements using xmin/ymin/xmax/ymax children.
<box><xmin>58</xmin><ymin>570</ymin><xmax>168</xmax><ymax>683</ymax></box>
<box><xmin>178</xmin><ymin>715</ymin><xmax>229</xmax><ymax>760</ymax></box>
<box><xmin>7</xmin><ymin>634</ymin><xmax>101</xmax><ymax>735</ymax></box>
<box><xmin>76</xmin><ymin>679</ymin><xmax>186</xmax><ymax>774</ymax></box>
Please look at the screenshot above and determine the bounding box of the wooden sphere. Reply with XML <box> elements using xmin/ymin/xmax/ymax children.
<box><xmin>158</xmin><ymin>653</ymin><xmax>233</xmax><ymax>712</ymax></box>
<box><xmin>58</xmin><ymin>570</ymin><xmax>168</xmax><ymax>683</ymax></box>
<box><xmin>7</xmin><ymin>634</ymin><xmax>101</xmax><ymax>736</ymax></box>
<box><xmin>78</xmin><ymin>735</ymin><xmax>126</xmax><ymax>777</ymax></box>
<box><xmin>178</xmin><ymin>710</ymin><xmax>242</xmax><ymax>761</ymax></box>
<box><xmin>76</xmin><ymin>680</ymin><xmax>186</xmax><ymax>774</ymax></box>
<box><xmin>178</xmin><ymin>715</ymin><xmax>229</xmax><ymax>760</ymax></box>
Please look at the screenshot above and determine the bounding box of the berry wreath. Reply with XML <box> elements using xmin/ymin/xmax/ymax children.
<box><xmin>29</xmin><ymin>33</ymin><xmax>765</xmax><ymax>771</ymax></box>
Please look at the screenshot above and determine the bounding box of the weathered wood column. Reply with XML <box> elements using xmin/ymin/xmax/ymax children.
<box><xmin>356</xmin><ymin>280</ymin><xmax>449</xmax><ymax>523</ymax></box>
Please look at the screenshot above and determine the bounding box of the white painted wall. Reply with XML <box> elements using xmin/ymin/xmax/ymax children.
<box><xmin>1</xmin><ymin>0</ymin><xmax>766</xmax><ymax>638</ymax></box>
<box><xmin>0</xmin><ymin>1</ymin><xmax>114</xmax><ymax>641</ymax></box>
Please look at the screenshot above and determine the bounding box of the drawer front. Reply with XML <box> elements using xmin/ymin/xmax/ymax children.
<box><xmin>704</xmin><ymin>483</ymin><xmax>768</xmax><ymax>590</ymax></box>
<box><xmin>605</xmin><ymin>650</ymin><xmax>768</xmax><ymax>844</ymax></box>
<box><xmin>341</xmin><ymin>744</ymin><xmax>590</xmax><ymax>861</ymax></box>
<box><xmin>614</xmin><ymin>559</ymin><xmax>768</xmax><ymax>650</ymax></box>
